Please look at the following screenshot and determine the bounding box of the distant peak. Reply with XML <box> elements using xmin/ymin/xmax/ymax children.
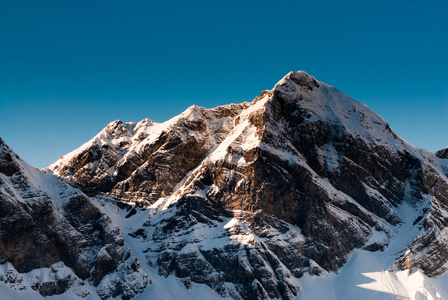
<box><xmin>105</xmin><ymin>120</ymin><xmax>136</xmax><ymax>139</ymax></box>
<box><xmin>181</xmin><ymin>104</ymin><xmax>207</xmax><ymax>121</ymax></box>
<box><xmin>106</xmin><ymin>119</ymin><xmax>123</xmax><ymax>128</ymax></box>
<box><xmin>0</xmin><ymin>138</ymin><xmax>21</xmax><ymax>176</ymax></box>
<box><xmin>436</xmin><ymin>147</ymin><xmax>448</xmax><ymax>159</ymax></box>
<box><xmin>106</xmin><ymin>120</ymin><xmax>124</xmax><ymax>133</ymax></box>
<box><xmin>286</xmin><ymin>70</ymin><xmax>312</xmax><ymax>78</ymax></box>
<box><xmin>186</xmin><ymin>104</ymin><xmax>203</xmax><ymax>111</ymax></box>
<box><xmin>0</xmin><ymin>138</ymin><xmax>14</xmax><ymax>154</ymax></box>
<box><xmin>139</xmin><ymin>118</ymin><xmax>153</xmax><ymax>123</ymax></box>
<box><xmin>137</xmin><ymin>118</ymin><xmax>154</xmax><ymax>126</ymax></box>
<box><xmin>274</xmin><ymin>71</ymin><xmax>320</xmax><ymax>92</ymax></box>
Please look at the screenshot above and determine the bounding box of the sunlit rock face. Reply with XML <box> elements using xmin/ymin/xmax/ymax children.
<box><xmin>40</xmin><ymin>71</ymin><xmax>448</xmax><ymax>299</ymax></box>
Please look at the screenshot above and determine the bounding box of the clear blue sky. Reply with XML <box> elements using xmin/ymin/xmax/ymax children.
<box><xmin>1</xmin><ymin>0</ymin><xmax>447</xmax><ymax>169</ymax></box>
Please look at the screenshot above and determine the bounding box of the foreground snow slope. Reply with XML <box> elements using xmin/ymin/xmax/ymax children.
<box><xmin>3</xmin><ymin>195</ymin><xmax>448</xmax><ymax>300</ymax></box>
<box><xmin>297</xmin><ymin>202</ymin><xmax>448</xmax><ymax>300</ymax></box>
<box><xmin>96</xmin><ymin>193</ymin><xmax>448</xmax><ymax>300</ymax></box>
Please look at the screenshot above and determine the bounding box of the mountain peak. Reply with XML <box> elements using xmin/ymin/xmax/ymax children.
<box><xmin>436</xmin><ymin>147</ymin><xmax>448</xmax><ymax>159</ymax></box>
<box><xmin>274</xmin><ymin>70</ymin><xmax>320</xmax><ymax>94</ymax></box>
<box><xmin>180</xmin><ymin>104</ymin><xmax>207</xmax><ymax>121</ymax></box>
<box><xmin>35</xmin><ymin>71</ymin><xmax>448</xmax><ymax>300</ymax></box>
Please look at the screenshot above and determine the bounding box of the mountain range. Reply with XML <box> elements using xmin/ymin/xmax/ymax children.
<box><xmin>1</xmin><ymin>71</ymin><xmax>448</xmax><ymax>299</ymax></box>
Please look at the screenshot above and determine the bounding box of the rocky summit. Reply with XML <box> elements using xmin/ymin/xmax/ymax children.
<box><xmin>2</xmin><ymin>71</ymin><xmax>448</xmax><ymax>299</ymax></box>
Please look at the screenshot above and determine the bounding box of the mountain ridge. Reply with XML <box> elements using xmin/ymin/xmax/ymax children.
<box><xmin>2</xmin><ymin>71</ymin><xmax>448</xmax><ymax>299</ymax></box>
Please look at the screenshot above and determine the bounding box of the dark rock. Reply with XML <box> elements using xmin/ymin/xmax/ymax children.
<box><xmin>436</xmin><ymin>147</ymin><xmax>448</xmax><ymax>159</ymax></box>
<box><xmin>0</xmin><ymin>140</ymin><xmax>149</xmax><ymax>298</ymax></box>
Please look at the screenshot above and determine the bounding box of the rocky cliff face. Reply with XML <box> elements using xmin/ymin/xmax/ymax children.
<box><xmin>47</xmin><ymin>104</ymin><xmax>249</xmax><ymax>206</ymax></box>
<box><xmin>0</xmin><ymin>138</ymin><xmax>149</xmax><ymax>299</ymax></box>
<box><xmin>25</xmin><ymin>71</ymin><xmax>448</xmax><ymax>299</ymax></box>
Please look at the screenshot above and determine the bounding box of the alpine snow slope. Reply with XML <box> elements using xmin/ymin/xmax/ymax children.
<box><xmin>1</xmin><ymin>71</ymin><xmax>448</xmax><ymax>299</ymax></box>
<box><xmin>0</xmin><ymin>138</ymin><xmax>149</xmax><ymax>299</ymax></box>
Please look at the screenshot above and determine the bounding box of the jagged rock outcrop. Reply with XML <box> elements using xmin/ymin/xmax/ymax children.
<box><xmin>47</xmin><ymin>105</ymin><xmax>249</xmax><ymax>205</ymax></box>
<box><xmin>141</xmin><ymin>196</ymin><xmax>301</xmax><ymax>300</ymax></box>
<box><xmin>0</xmin><ymin>138</ymin><xmax>149</xmax><ymax>299</ymax></box>
<box><xmin>436</xmin><ymin>147</ymin><xmax>448</xmax><ymax>159</ymax></box>
<box><xmin>44</xmin><ymin>71</ymin><xmax>448</xmax><ymax>299</ymax></box>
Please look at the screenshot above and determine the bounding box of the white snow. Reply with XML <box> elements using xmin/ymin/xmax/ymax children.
<box><xmin>0</xmin><ymin>145</ymin><xmax>85</xmax><ymax>212</ymax></box>
<box><xmin>0</xmin><ymin>262</ymin><xmax>97</xmax><ymax>300</ymax></box>
<box><xmin>296</xmin><ymin>200</ymin><xmax>448</xmax><ymax>300</ymax></box>
<box><xmin>86</xmin><ymin>194</ymin><xmax>230</xmax><ymax>299</ymax></box>
<box><xmin>133</xmin><ymin>275</ymin><xmax>230</xmax><ymax>300</ymax></box>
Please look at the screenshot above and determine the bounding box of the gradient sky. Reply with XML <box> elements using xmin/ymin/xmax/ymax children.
<box><xmin>1</xmin><ymin>0</ymin><xmax>447</xmax><ymax>169</ymax></box>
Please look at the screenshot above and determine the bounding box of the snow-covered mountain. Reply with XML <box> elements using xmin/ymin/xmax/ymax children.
<box><xmin>2</xmin><ymin>71</ymin><xmax>448</xmax><ymax>299</ymax></box>
<box><xmin>0</xmin><ymin>138</ymin><xmax>149</xmax><ymax>299</ymax></box>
